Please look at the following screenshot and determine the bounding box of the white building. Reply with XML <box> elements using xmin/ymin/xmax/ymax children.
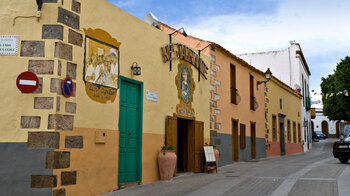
<box><xmin>237</xmin><ymin>42</ymin><xmax>312</xmax><ymax>152</ymax></box>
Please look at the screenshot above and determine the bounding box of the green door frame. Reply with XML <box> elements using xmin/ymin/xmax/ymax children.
<box><xmin>118</xmin><ymin>76</ymin><xmax>143</xmax><ymax>185</ymax></box>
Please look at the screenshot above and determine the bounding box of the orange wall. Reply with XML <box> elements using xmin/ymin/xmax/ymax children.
<box><xmin>285</xmin><ymin>143</ymin><xmax>303</xmax><ymax>155</ymax></box>
<box><xmin>212</xmin><ymin>48</ymin><xmax>266</xmax><ymax>138</ymax></box>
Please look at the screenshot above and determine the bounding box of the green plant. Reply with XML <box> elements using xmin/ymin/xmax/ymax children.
<box><xmin>161</xmin><ymin>145</ymin><xmax>176</xmax><ymax>151</ymax></box>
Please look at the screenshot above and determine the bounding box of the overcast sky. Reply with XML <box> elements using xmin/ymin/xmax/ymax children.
<box><xmin>108</xmin><ymin>0</ymin><xmax>350</xmax><ymax>100</ymax></box>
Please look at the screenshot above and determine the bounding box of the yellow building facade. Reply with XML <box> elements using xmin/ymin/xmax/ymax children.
<box><xmin>0</xmin><ymin>0</ymin><xmax>210</xmax><ymax>195</ymax></box>
<box><xmin>265</xmin><ymin>77</ymin><xmax>303</xmax><ymax>157</ymax></box>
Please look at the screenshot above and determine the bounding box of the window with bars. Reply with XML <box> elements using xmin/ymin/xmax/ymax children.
<box><xmin>240</xmin><ymin>123</ymin><xmax>246</xmax><ymax>149</ymax></box>
<box><xmin>287</xmin><ymin>120</ymin><xmax>291</xmax><ymax>142</ymax></box>
<box><xmin>230</xmin><ymin>64</ymin><xmax>237</xmax><ymax>104</ymax></box>
<box><xmin>272</xmin><ymin>115</ymin><xmax>277</xmax><ymax>141</ymax></box>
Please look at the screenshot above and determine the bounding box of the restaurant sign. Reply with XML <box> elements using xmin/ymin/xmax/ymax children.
<box><xmin>161</xmin><ymin>43</ymin><xmax>208</xmax><ymax>79</ymax></box>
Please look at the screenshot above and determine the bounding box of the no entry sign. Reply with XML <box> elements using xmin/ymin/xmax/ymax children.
<box><xmin>62</xmin><ymin>77</ymin><xmax>74</xmax><ymax>98</ymax></box>
<box><xmin>16</xmin><ymin>71</ymin><xmax>39</xmax><ymax>93</ymax></box>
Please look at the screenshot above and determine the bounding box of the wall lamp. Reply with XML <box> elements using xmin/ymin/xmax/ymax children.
<box><xmin>169</xmin><ymin>27</ymin><xmax>187</xmax><ymax>71</ymax></box>
<box><xmin>131</xmin><ymin>62</ymin><xmax>141</xmax><ymax>76</ymax></box>
<box><xmin>257</xmin><ymin>68</ymin><xmax>272</xmax><ymax>88</ymax></box>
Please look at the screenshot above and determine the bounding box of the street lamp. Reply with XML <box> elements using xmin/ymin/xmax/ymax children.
<box><xmin>197</xmin><ymin>44</ymin><xmax>211</xmax><ymax>82</ymax></box>
<box><xmin>169</xmin><ymin>27</ymin><xmax>187</xmax><ymax>71</ymax></box>
<box><xmin>257</xmin><ymin>68</ymin><xmax>272</xmax><ymax>88</ymax></box>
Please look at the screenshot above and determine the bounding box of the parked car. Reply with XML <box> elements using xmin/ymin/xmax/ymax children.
<box><xmin>313</xmin><ymin>131</ymin><xmax>326</xmax><ymax>139</ymax></box>
<box><xmin>333</xmin><ymin>140</ymin><xmax>350</xmax><ymax>163</ymax></box>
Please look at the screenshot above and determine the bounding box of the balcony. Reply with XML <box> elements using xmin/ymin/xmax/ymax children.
<box><xmin>250</xmin><ymin>96</ymin><xmax>258</xmax><ymax>111</ymax></box>
<box><xmin>231</xmin><ymin>88</ymin><xmax>241</xmax><ymax>105</ymax></box>
<box><xmin>306</xmin><ymin>97</ymin><xmax>311</xmax><ymax>110</ymax></box>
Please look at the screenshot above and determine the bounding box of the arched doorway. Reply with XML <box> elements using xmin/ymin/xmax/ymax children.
<box><xmin>336</xmin><ymin>121</ymin><xmax>340</xmax><ymax>138</ymax></box>
<box><xmin>321</xmin><ymin>121</ymin><xmax>329</xmax><ymax>138</ymax></box>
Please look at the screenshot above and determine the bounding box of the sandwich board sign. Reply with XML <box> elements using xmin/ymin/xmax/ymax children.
<box><xmin>204</xmin><ymin>146</ymin><xmax>217</xmax><ymax>172</ymax></box>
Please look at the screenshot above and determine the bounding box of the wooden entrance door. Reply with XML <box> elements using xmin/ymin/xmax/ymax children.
<box><xmin>118</xmin><ymin>77</ymin><xmax>143</xmax><ymax>185</ymax></box>
<box><xmin>232</xmin><ymin>120</ymin><xmax>239</xmax><ymax>162</ymax></box>
<box><xmin>250</xmin><ymin>122</ymin><xmax>256</xmax><ymax>159</ymax></box>
<box><xmin>321</xmin><ymin>121</ymin><xmax>328</xmax><ymax>137</ymax></box>
<box><xmin>166</xmin><ymin>116</ymin><xmax>204</xmax><ymax>173</ymax></box>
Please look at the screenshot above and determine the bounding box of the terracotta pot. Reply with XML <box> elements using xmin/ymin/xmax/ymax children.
<box><xmin>214</xmin><ymin>148</ymin><xmax>220</xmax><ymax>167</ymax></box>
<box><xmin>158</xmin><ymin>150</ymin><xmax>177</xmax><ymax>181</ymax></box>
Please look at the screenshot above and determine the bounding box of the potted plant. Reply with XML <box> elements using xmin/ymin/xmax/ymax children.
<box><xmin>205</xmin><ymin>142</ymin><xmax>220</xmax><ymax>167</ymax></box>
<box><xmin>158</xmin><ymin>145</ymin><xmax>177</xmax><ymax>181</ymax></box>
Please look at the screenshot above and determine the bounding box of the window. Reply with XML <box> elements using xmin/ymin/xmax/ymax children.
<box><xmin>298</xmin><ymin>123</ymin><xmax>301</xmax><ymax>143</ymax></box>
<box><xmin>230</xmin><ymin>64</ymin><xmax>237</xmax><ymax>104</ymax></box>
<box><xmin>302</xmin><ymin>75</ymin><xmax>305</xmax><ymax>106</ymax></box>
<box><xmin>293</xmin><ymin>122</ymin><xmax>296</xmax><ymax>143</ymax></box>
<box><xmin>287</xmin><ymin>120</ymin><xmax>291</xmax><ymax>142</ymax></box>
<box><xmin>280</xmin><ymin>99</ymin><xmax>283</xmax><ymax>110</ymax></box>
<box><xmin>272</xmin><ymin>115</ymin><xmax>277</xmax><ymax>141</ymax></box>
<box><xmin>240</xmin><ymin>123</ymin><xmax>246</xmax><ymax>149</ymax></box>
<box><xmin>250</xmin><ymin>75</ymin><xmax>255</xmax><ymax>110</ymax></box>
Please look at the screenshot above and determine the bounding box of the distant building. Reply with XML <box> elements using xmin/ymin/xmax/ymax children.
<box><xmin>311</xmin><ymin>100</ymin><xmax>340</xmax><ymax>138</ymax></box>
<box><xmin>237</xmin><ymin>43</ymin><xmax>312</xmax><ymax>152</ymax></box>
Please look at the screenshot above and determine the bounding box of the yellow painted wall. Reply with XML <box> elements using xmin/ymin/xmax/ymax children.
<box><xmin>212</xmin><ymin>48</ymin><xmax>266</xmax><ymax>138</ymax></box>
<box><xmin>0</xmin><ymin>1</ymin><xmax>61</xmax><ymax>142</ymax></box>
<box><xmin>266</xmin><ymin>78</ymin><xmax>302</xmax><ymax>143</ymax></box>
<box><xmin>1</xmin><ymin>0</ymin><xmax>210</xmax><ymax>195</ymax></box>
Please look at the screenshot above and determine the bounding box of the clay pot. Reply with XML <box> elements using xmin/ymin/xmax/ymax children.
<box><xmin>158</xmin><ymin>150</ymin><xmax>177</xmax><ymax>181</ymax></box>
<box><xmin>214</xmin><ymin>148</ymin><xmax>220</xmax><ymax>167</ymax></box>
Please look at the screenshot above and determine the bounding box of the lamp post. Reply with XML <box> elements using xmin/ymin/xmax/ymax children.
<box><xmin>169</xmin><ymin>28</ymin><xmax>187</xmax><ymax>71</ymax></box>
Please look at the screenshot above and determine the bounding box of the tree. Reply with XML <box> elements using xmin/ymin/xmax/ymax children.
<box><xmin>321</xmin><ymin>56</ymin><xmax>350</xmax><ymax>121</ymax></box>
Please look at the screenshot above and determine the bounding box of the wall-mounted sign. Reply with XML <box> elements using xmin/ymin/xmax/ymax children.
<box><xmin>175</xmin><ymin>62</ymin><xmax>195</xmax><ymax>117</ymax></box>
<box><xmin>62</xmin><ymin>77</ymin><xmax>74</xmax><ymax>98</ymax></box>
<box><xmin>0</xmin><ymin>36</ymin><xmax>18</xmax><ymax>55</ymax></box>
<box><xmin>16</xmin><ymin>71</ymin><xmax>39</xmax><ymax>93</ymax></box>
<box><xmin>161</xmin><ymin>43</ymin><xmax>208</xmax><ymax>79</ymax></box>
<box><xmin>83</xmin><ymin>28</ymin><xmax>121</xmax><ymax>104</ymax></box>
<box><xmin>146</xmin><ymin>90</ymin><xmax>158</xmax><ymax>102</ymax></box>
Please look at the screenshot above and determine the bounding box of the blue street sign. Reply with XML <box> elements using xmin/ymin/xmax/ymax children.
<box><xmin>62</xmin><ymin>77</ymin><xmax>74</xmax><ymax>98</ymax></box>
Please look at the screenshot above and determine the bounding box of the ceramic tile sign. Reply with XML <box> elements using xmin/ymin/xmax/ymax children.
<box><xmin>146</xmin><ymin>90</ymin><xmax>158</xmax><ymax>102</ymax></box>
<box><xmin>0</xmin><ymin>36</ymin><xmax>18</xmax><ymax>55</ymax></box>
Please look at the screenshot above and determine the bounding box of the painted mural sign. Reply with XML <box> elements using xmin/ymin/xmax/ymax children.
<box><xmin>0</xmin><ymin>36</ymin><xmax>18</xmax><ymax>55</ymax></box>
<box><xmin>83</xmin><ymin>28</ymin><xmax>121</xmax><ymax>103</ymax></box>
<box><xmin>175</xmin><ymin>62</ymin><xmax>195</xmax><ymax>117</ymax></box>
<box><xmin>162</xmin><ymin>43</ymin><xmax>208</xmax><ymax>79</ymax></box>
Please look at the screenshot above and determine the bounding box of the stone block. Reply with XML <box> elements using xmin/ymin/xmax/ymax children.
<box><xmin>42</xmin><ymin>25</ymin><xmax>63</xmax><ymax>40</ymax></box>
<box><xmin>214</xmin><ymin>94</ymin><xmax>220</xmax><ymax>101</ymax></box>
<box><xmin>54</xmin><ymin>42</ymin><xmax>72</xmax><ymax>61</ymax></box>
<box><xmin>27</xmin><ymin>131</ymin><xmax>60</xmax><ymax>149</ymax></box>
<box><xmin>31</xmin><ymin>175</ymin><xmax>57</xmax><ymax>188</ymax></box>
<box><xmin>21</xmin><ymin>116</ymin><xmax>41</xmax><ymax>129</ymax></box>
<box><xmin>214</xmin><ymin>80</ymin><xmax>221</xmax><ymax>86</ymax></box>
<box><xmin>215</xmin><ymin>123</ymin><xmax>221</xmax><ymax>130</ymax></box>
<box><xmin>50</xmin><ymin>78</ymin><xmax>62</xmax><ymax>95</ymax></box>
<box><xmin>58</xmin><ymin>60</ymin><xmax>62</xmax><ymax>76</ymax></box>
<box><xmin>210</xmin><ymin>130</ymin><xmax>217</xmax><ymax>137</ymax></box>
<box><xmin>33</xmin><ymin>77</ymin><xmax>43</xmax><ymax>94</ymax></box>
<box><xmin>34</xmin><ymin>97</ymin><xmax>54</xmax><ymax>109</ymax></box>
<box><xmin>210</xmin><ymin>85</ymin><xmax>216</xmax><ymax>92</ymax></box>
<box><xmin>210</xmin><ymin>101</ymin><xmax>217</xmax><ymax>108</ymax></box>
<box><xmin>46</xmin><ymin>151</ymin><xmax>70</xmax><ymax>169</ymax></box>
<box><xmin>214</xmin><ymin>64</ymin><xmax>220</xmax><ymax>72</ymax></box>
<box><xmin>210</xmin><ymin>115</ymin><xmax>216</xmax><ymax>122</ymax></box>
<box><xmin>214</xmin><ymin>109</ymin><xmax>221</xmax><ymax>115</ymax></box>
<box><xmin>48</xmin><ymin>114</ymin><xmax>74</xmax><ymax>131</ymax></box>
<box><xmin>53</xmin><ymin>189</ymin><xmax>66</xmax><ymax>196</ymax></box>
<box><xmin>72</xmin><ymin>0</ymin><xmax>81</xmax><ymax>13</ymax></box>
<box><xmin>65</xmin><ymin>102</ymin><xmax>76</xmax><ymax>113</ymax></box>
<box><xmin>56</xmin><ymin>96</ymin><xmax>60</xmax><ymax>112</ymax></box>
<box><xmin>28</xmin><ymin>60</ymin><xmax>54</xmax><ymax>75</ymax></box>
<box><xmin>65</xmin><ymin>136</ymin><xmax>83</xmax><ymax>148</ymax></box>
<box><xmin>20</xmin><ymin>41</ymin><xmax>45</xmax><ymax>57</ymax></box>
<box><xmin>66</xmin><ymin>62</ymin><xmax>77</xmax><ymax>79</ymax></box>
<box><xmin>58</xmin><ymin>7</ymin><xmax>80</xmax><ymax>30</ymax></box>
<box><xmin>61</xmin><ymin>171</ymin><xmax>77</xmax><ymax>185</ymax></box>
<box><xmin>68</xmin><ymin>29</ymin><xmax>83</xmax><ymax>46</ymax></box>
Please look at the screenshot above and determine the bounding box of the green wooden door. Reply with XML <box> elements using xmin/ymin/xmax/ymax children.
<box><xmin>119</xmin><ymin>77</ymin><xmax>143</xmax><ymax>185</ymax></box>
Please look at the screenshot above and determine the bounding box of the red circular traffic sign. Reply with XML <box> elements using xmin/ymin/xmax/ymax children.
<box><xmin>16</xmin><ymin>71</ymin><xmax>39</xmax><ymax>93</ymax></box>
